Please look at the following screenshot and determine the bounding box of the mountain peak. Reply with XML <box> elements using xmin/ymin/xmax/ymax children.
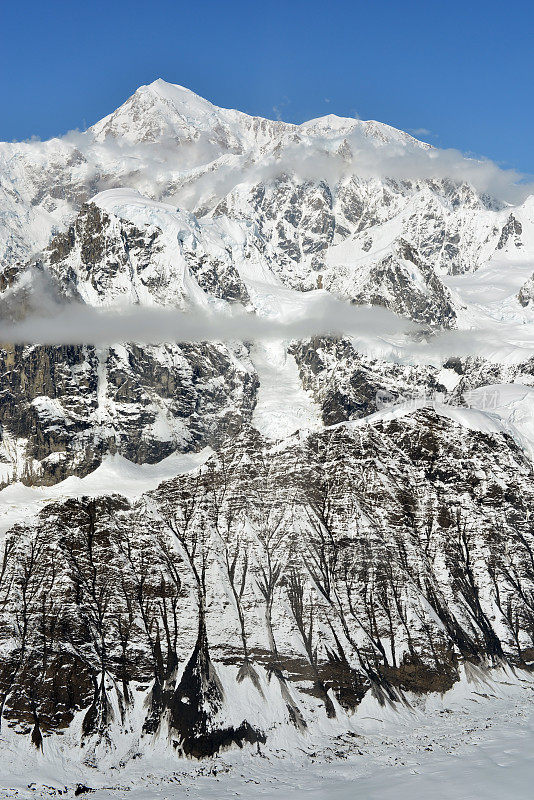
<box><xmin>90</xmin><ymin>80</ymin><xmax>425</xmax><ymax>152</ymax></box>
<box><xmin>143</xmin><ymin>78</ymin><xmax>216</xmax><ymax>110</ymax></box>
<box><xmin>90</xmin><ymin>78</ymin><xmax>221</xmax><ymax>143</ymax></box>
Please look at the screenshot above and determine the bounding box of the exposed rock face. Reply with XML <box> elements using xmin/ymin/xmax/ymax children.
<box><xmin>0</xmin><ymin>338</ymin><xmax>258</xmax><ymax>485</ymax></box>
<box><xmin>291</xmin><ymin>337</ymin><xmax>448</xmax><ymax>424</ymax></box>
<box><xmin>519</xmin><ymin>272</ymin><xmax>534</xmax><ymax>307</ymax></box>
<box><xmin>0</xmin><ymin>344</ymin><xmax>101</xmax><ymax>484</ymax></box>
<box><xmin>0</xmin><ymin>264</ymin><xmax>20</xmax><ymax>292</ymax></box>
<box><xmin>497</xmin><ymin>213</ymin><xmax>523</xmax><ymax>250</ymax></box>
<box><xmin>0</xmin><ymin>202</ymin><xmax>260</xmax><ymax>484</ymax></box>
<box><xmin>0</xmin><ymin>410</ymin><xmax>533</xmax><ymax>756</ymax></box>
<box><xmin>47</xmin><ymin>202</ymin><xmax>166</xmax><ymax>303</ymax></box>
<box><xmin>290</xmin><ymin>339</ymin><xmax>534</xmax><ymax>427</ymax></box>
<box><xmin>348</xmin><ymin>239</ymin><xmax>456</xmax><ymax>327</ymax></box>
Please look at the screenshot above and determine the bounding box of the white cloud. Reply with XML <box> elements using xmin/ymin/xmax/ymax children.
<box><xmin>219</xmin><ymin>130</ymin><xmax>534</xmax><ymax>205</ymax></box>
<box><xmin>1</xmin><ymin>286</ymin><xmax>533</xmax><ymax>367</ymax></box>
<box><xmin>0</xmin><ymin>295</ymin><xmax>414</xmax><ymax>346</ymax></box>
<box><xmin>408</xmin><ymin>127</ymin><xmax>431</xmax><ymax>136</ymax></box>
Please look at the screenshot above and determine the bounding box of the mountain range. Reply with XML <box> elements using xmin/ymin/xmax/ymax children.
<box><xmin>0</xmin><ymin>80</ymin><xmax>533</xmax><ymax>777</ymax></box>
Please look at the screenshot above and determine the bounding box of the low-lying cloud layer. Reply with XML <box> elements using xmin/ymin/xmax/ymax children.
<box><xmin>10</xmin><ymin>112</ymin><xmax>534</xmax><ymax>213</ymax></box>
<box><xmin>0</xmin><ymin>296</ymin><xmax>415</xmax><ymax>346</ymax></box>
<box><xmin>1</xmin><ymin>295</ymin><xmax>533</xmax><ymax>366</ymax></box>
<box><xmin>93</xmin><ymin>127</ymin><xmax>533</xmax><ymax>210</ymax></box>
<box><xmin>209</xmin><ymin>131</ymin><xmax>534</xmax><ymax>207</ymax></box>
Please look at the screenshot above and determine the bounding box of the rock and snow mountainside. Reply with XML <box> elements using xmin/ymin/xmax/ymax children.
<box><xmin>1</xmin><ymin>81</ymin><xmax>534</xmax><ymax>774</ymax></box>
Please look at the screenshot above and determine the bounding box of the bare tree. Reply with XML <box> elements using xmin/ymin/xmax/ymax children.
<box><xmin>60</xmin><ymin>500</ymin><xmax>118</xmax><ymax>740</ymax></box>
<box><xmin>0</xmin><ymin>532</ymin><xmax>46</xmax><ymax>733</ymax></box>
<box><xmin>204</xmin><ymin>458</ymin><xmax>262</xmax><ymax>690</ymax></box>
<box><xmin>445</xmin><ymin>511</ymin><xmax>503</xmax><ymax>662</ymax></box>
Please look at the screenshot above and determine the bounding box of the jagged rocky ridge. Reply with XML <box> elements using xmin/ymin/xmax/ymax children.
<box><xmin>0</xmin><ymin>200</ymin><xmax>260</xmax><ymax>484</ymax></box>
<box><xmin>1</xmin><ymin>183</ymin><xmax>532</xmax><ymax>484</ymax></box>
<box><xmin>290</xmin><ymin>337</ymin><xmax>534</xmax><ymax>425</ymax></box>
<box><xmin>1</xmin><ymin>81</ymin><xmax>534</xmax><ymax>761</ymax></box>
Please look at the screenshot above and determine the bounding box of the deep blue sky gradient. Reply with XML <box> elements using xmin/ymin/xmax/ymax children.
<box><xmin>2</xmin><ymin>0</ymin><xmax>533</xmax><ymax>172</ymax></box>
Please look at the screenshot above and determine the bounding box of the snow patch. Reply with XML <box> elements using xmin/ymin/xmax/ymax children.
<box><xmin>251</xmin><ymin>341</ymin><xmax>323</xmax><ymax>439</ymax></box>
<box><xmin>0</xmin><ymin>448</ymin><xmax>212</xmax><ymax>537</ymax></box>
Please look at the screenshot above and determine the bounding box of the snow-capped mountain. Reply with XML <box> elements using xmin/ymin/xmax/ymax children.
<box><xmin>0</xmin><ymin>81</ymin><xmax>534</xmax><ymax>777</ymax></box>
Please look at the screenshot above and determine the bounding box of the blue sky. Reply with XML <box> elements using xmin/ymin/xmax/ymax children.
<box><xmin>2</xmin><ymin>0</ymin><xmax>533</xmax><ymax>173</ymax></box>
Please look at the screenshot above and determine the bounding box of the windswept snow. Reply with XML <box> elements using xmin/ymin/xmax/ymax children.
<box><xmin>345</xmin><ymin>396</ymin><xmax>534</xmax><ymax>457</ymax></box>
<box><xmin>465</xmin><ymin>383</ymin><xmax>534</xmax><ymax>457</ymax></box>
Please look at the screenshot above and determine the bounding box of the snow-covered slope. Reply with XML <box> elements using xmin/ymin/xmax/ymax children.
<box><xmin>1</xmin><ymin>81</ymin><xmax>534</xmax><ymax>773</ymax></box>
<box><xmin>1</xmin><ymin>407</ymin><xmax>533</xmax><ymax>766</ymax></box>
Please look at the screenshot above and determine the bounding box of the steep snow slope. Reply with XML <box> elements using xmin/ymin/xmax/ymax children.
<box><xmin>464</xmin><ymin>383</ymin><xmax>534</xmax><ymax>457</ymax></box>
<box><xmin>250</xmin><ymin>340</ymin><xmax>323</xmax><ymax>438</ymax></box>
<box><xmin>1</xmin><ymin>668</ymin><xmax>533</xmax><ymax>800</ymax></box>
<box><xmin>444</xmin><ymin>196</ymin><xmax>534</xmax><ymax>326</ymax></box>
